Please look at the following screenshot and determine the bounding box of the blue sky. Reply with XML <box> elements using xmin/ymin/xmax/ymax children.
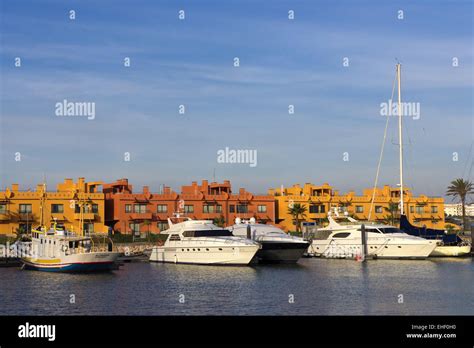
<box><xmin>0</xmin><ymin>0</ymin><xmax>472</xmax><ymax>197</ymax></box>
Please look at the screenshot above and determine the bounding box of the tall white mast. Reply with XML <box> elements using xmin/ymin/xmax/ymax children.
<box><xmin>397</xmin><ymin>63</ymin><xmax>404</xmax><ymax>215</ymax></box>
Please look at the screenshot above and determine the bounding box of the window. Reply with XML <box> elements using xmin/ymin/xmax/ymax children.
<box><xmin>415</xmin><ymin>206</ymin><xmax>424</xmax><ymax>214</ymax></box>
<box><xmin>76</xmin><ymin>204</ymin><xmax>98</xmax><ymax>213</ymax></box>
<box><xmin>183</xmin><ymin>230</ymin><xmax>233</xmax><ymax>237</ymax></box>
<box><xmin>229</xmin><ymin>205</ymin><xmax>235</xmax><ymax>213</ymax></box>
<box><xmin>431</xmin><ymin>206</ymin><xmax>438</xmax><ymax>214</ymax></box>
<box><xmin>184</xmin><ymin>205</ymin><xmax>194</xmax><ymax>213</ymax></box>
<box><xmin>309</xmin><ymin>205</ymin><xmax>319</xmax><ymax>214</ymax></box>
<box><xmin>51</xmin><ymin>204</ymin><xmax>64</xmax><ymax>214</ymax></box>
<box><xmin>258</xmin><ymin>205</ymin><xmax>267</xmax><ymax>213</ymax></box>
<box><xmin>203</xmin><ymin>204</ymin><xmax>215</xmax><ymax>213</ymax></box>
<box><xmin>125</xmin><ymin>204</ymin><xmax>132</xmax><ymax>213</ymax></box>
<box><xmin>157</xmin><ymin>205</ymin><xmax>168</xmax><ymax>213</ymax></box>
<box><xmin>216</xmin><ymin>204</ymin><xmax>222</xmax><ymax>213</ymax></box>
<box><xmin>169</xmin><ymin>234</ymin><xmax>181</xmax><ymax>241</ymax></box>
<box><xmin>83</xmin><ymin>223</ymin><xmax>94</xmax><ymax>235</ymax></box>
<box><xmin>129</xmin><ymin>222</ymin><xmax>140</xmax><ymax>233</ymax></box>
<box><xmin>333</xmin><ymin>232</ymin><xmax>350</xmax><ymax>238</ymax></box>
<box><xmin>355</xmin><ymin>206</ymin><xmax>364</xmax><ymax>213</ymax></box>
<box><xmin>134</xmin><ymin>204</ymin><xmax>147</xmax><ymax>213</ymax></box>
<box><xmin>236</xmin><ymin>204</ymin><xmax>248</xmax><ymax>213</ymax></box>
<box><xmin>375</xmin><ymin>206</ymin><xmax>383</xmax><ymax>213</ymax></box>
<box><xmin>157</xmin><ymin>221</ymin><xmax>169</xmax><ymax>231</ymax></box>
<box><xmin>19</xmin><ymin>223</ymin><xmax>31</xmax><ymax>233</ymax></box>
<box><xmin>19</xmin><ymin>204</ymin><xmax>32</xmax><ymax>213</ymax></box>
<box><xmin>320</xmin><ymin>205</ymin><xmax>326</xmax><ymax>213</ymax></box>
<box><xmin>0</xmin><ymin>204</ymin><xmax>7</xmax><ymax>214</ymax></box>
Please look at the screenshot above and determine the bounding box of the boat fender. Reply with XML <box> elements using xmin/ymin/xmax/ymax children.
<box><xmin>174</xmin><ymin>255</ymin><xmax>178</xmax><ymax>264</ymax></box>
<box><xmin>62</xmin><ymin>245</ymin><xmax>69</xmax><ymax>253</ymax></box>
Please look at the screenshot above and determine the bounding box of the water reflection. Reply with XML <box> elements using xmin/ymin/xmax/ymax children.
<box><xmin>0</xmin><ymin>258</ymin><xmax>472</xmax><ymax>315</ymax></box>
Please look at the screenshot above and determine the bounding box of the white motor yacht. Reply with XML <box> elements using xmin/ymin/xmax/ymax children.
<box><xmin>307</xmin><ymin>214</ymin><xmax>437</xmax><ymax>259</ymax></box>
<box><xmin>149</xmin><ymin>216</ymin><xmax>260</xmax><ymax>265</ymax></box>
<box><xmin>228</xmin><ymin>218</ymin><xmax>310</xmax><ymax>263</ymax></box>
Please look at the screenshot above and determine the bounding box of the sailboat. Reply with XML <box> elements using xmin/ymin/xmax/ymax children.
<box><xmin>21</xmin><ymin>184</ymin><xmax>120</xmax><ymax>272</ymax></box>
<box><xmin>373</xmin><ymin>64</ymin><xmax>471</xmax><ymax>257</ymax></box>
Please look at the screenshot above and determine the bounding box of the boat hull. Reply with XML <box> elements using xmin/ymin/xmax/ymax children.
<box><xmin>21</xmin><ymin>252</ymin><xmax>120</xmax><ymax>273</ymax></box>
<box><xmin>149</xmin><ymin>245</ymin><xmax>258</xmax><ymax>265</ymax></box>
<box><xmin>309</xmin><ymin>240</ymin><xmax>436</xmax><ymax>259</ymax></box>
<box><xmin>257</xmin><ymin>241</ymin><xmax>310</xmax><ymax>263</ymax></box>
<box><xmin>430</xmin><ymin>245</ymin><xmax>471</xmax><ymax>257</ymax></box>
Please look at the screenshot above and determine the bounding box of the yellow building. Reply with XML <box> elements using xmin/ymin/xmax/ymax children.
<box><xmin>269</xmin><ymin>183</ymin><xmax>445</xmax><ymax>231</ymax></box>
<box><xmin>0</xmin><ymin>178</ymin><xmax>106</xmax><ymax>236</ymax></box>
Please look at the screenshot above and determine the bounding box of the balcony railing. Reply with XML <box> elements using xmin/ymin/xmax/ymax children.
<box><xmin>17</xmin><ymin>212</ymin><xmax>35</xmax><ymax>221</ymax></box>
<box><xmin>231</xmin><ymin>212</ymin><xmax>256</xmax><ymax>218</ymax></box>
<box><xmin>74</xmin><ymin>213</ymin><xmax>97</xmax><ymax>220</ymax></box>
<box><xmin>129</xmin><ymin>212</ymin><xmax>153</xmax><ymax>220</ymax></box>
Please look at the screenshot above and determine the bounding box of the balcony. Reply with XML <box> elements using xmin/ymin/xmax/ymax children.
<box><xmin>201</xmin><ymin>212</ymin><xmax>223</xmax><ymax>219</ymax></box>
<box><xmin>129</xmin><ymin>212</ymin><xmax>153</xmax><ymax>220</ymax></box>
<box><xmin>74</xmin><ymin>213</ymin><xmax>97</xmax><ymax>220</ymax></box>
<box><xmin>231</xmin><ymin>212</ymin><xmax>256</xmax><ymax>219</ymax></box>
<box><xmin>51</xmin><ymin>213</ymin><xmax>66</xmax><ymax>221</ymax></box>
<box><xmin>17</xmin><ymin>212</ymin><xmax>35</xmax><ymax>221</ymax></box>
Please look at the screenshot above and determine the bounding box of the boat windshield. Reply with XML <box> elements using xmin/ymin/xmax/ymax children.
<box><xmin>378</xmin><ymin>227</ymin><xmax>404</xmax><ymax>234</ymax></box>
<box><xmin>183</xmin><ymin>230</ymin><xmax>233</xmax><ymax>237</ymax></box>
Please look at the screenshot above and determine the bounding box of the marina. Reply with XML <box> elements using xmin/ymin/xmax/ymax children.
<box><xmin>0</xmin><ymin>257</ymin><xmax>472</xmax><ymax>316</ymax></box>
<box><xmin>0</xmin><ymin>1</ymin><xmax>472</xmax><ymax>346</ymax></box>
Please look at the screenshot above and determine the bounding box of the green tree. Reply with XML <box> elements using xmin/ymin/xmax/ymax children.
<box><xmin>142</xmin><ymin>220</ymin><xmax>151</xmax><ymax>240</ymax></box>
<box><xmin>212</xmin><ymin>215</ymin><xmax>226</xmax><ymax>227</ymax></box>
<box><xmin>383</xmin><ymin>202</ymin><xmax>400</xmax><ymax>226</ymax></box>
<box><xmin>446</xmin><ymin>178</ymin><xmax>473</xmax><ymax>235</ymax></box>
<box><xmin>288</xmin><ymin>203</ymin><xmax>307</xmax><ymax>233</ymax></box>
<box><xmin>445</xmin><ymin>224</ymin><xmax>456</xmax><ymax>235</ymax></box>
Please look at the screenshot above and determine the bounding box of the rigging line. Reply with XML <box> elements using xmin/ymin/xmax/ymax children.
<box><xmin>368</xmin><ymin>69</ymin><xmax>397</xmax><ymax>221</ymax></box>
<box><xmin>467</xmin><ymin>156</ymin><xmax>474</xmax><ymax>181</ymax></box>
<box><xmin>461</xmin><ymin>141</ymin><xmax>473</xmax><ymax>179</ymax></box>
<box><xmin>402</xmin><ymin>119</ymin><xmax>414</xmax><ymax>193</ymax></box>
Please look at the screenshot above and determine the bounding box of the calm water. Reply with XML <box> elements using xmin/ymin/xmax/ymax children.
<box><xmin>0</xmin><ymin>258</ymin><xmax>473</xmax><ymax>315</ymax></box>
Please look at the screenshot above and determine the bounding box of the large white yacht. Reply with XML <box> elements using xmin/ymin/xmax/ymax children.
<box><xmin>228</xmin><ymin>218</ymin><xmax>310</xmax><ymax>263</ymax></box>
<box><xmin>307</xmin><ymin>213</ymin><xmax>437</xmax><ymax>259</ymax></box>
<box><xmin>149</xmin><ymin>216</ymin><xmax>260</xmax><ymax>265</ymax></box>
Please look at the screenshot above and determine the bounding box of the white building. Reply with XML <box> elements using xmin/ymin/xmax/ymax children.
<box><xmin>444</xmin><ymin>203</ymin><xmax>474</xmax><ymax>217</ymax></box>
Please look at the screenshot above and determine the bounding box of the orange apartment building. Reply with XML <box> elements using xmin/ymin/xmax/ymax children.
<box><xmin>103</xmin><ymin>179</ymin><xmax>275</xmax><ymax>235</ymax></box>
<box><xmin>0</xmin><ymin>178</ymin><xmax>106</xmax><ymax>236</ymax></box>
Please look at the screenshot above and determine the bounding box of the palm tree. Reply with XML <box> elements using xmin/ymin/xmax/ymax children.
<box><xmin>142</xmin><ymin>219</ymin><xmax>151</xmax><ymax>240</ymax></box>
<box><xmin>446</xmin><ymin>178</ymin><xmax>474</xmax><ymax>235</ymax></box>
<box><xmin>212</xmin><ymin>215</ymin><xmax>226</xmax><ymax>227</ymax></box>
<box><xmin>288</xmin><ymin>203</ymin><xmax>307</xmax><ymax>233</ymax></box>
<box><xmin>383</xmin><ymin>202</ymin><xmax>400</xmax><ymax>226</ymax></box>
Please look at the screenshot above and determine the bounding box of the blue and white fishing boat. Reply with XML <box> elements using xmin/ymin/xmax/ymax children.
<box><xmin>20</xmin><ymin>183</ymin><xmax>120</xmax><ymax>272</ymax></box>
<box><xmin>21</xmin><ymin>223</ymin><xmax>120</xmax><ymax>272</ymax></box>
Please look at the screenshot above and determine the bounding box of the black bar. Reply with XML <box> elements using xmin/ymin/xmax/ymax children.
<box><xmin>0</xmin><ymin>316</ymin><xmax>472</xmax><ymax>347</ymax></box>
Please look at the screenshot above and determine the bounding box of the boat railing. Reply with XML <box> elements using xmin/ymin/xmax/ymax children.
<box><xmin>176</xmin><ymin>236</ymin><xmax>251</xmax><ymax>245</ymax></box>
<box><xmin>257</xmin><ymin>235</ymin><xmax>299</xmax><ymax>242</ymax></box>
